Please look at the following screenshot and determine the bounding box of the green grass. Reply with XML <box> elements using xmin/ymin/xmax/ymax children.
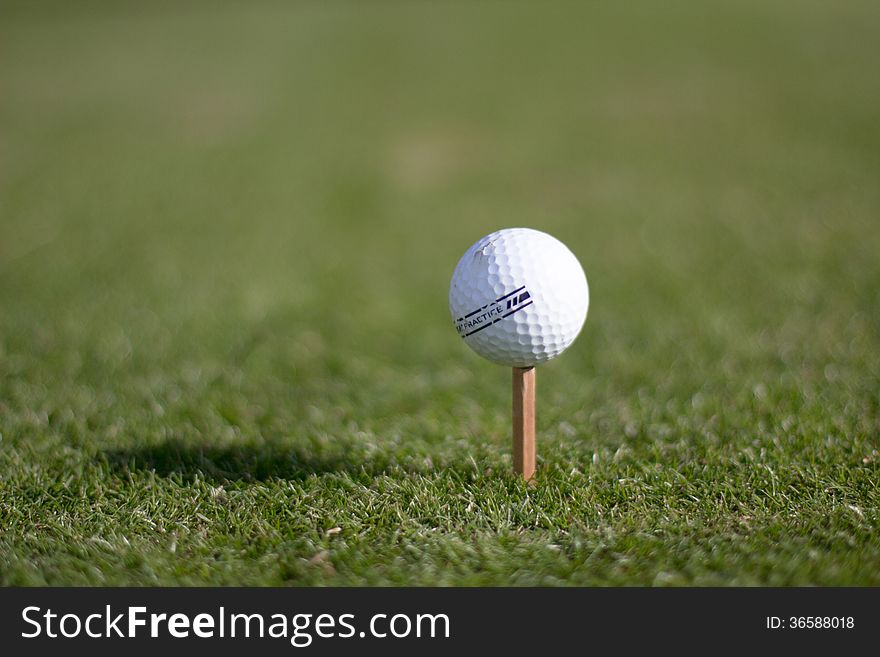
<box><xmin>1</xmin><ymin>0</ymin><xmax>879</xmax><ymax>586</ymax></box>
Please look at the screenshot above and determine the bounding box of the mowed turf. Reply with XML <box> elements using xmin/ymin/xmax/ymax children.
<box><xmin>1</xmin><ymin>0</ymin><xmax>879</xmax><ymax>585</ymax></box>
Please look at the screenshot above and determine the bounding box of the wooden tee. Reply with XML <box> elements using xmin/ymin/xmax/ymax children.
<box><xmin>512</xmin><ymin>367</ymin><xmax>536</xmax><ymax>480</ymax></box>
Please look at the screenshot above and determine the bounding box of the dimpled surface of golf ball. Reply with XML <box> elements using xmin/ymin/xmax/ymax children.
<box><xmin>449</xmin><ymin>228</ymin><xmax>589</xmax><ymax>367</ymax></box>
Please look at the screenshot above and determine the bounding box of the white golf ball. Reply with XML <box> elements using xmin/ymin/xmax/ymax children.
<box><xmin>449</xmin><ymin>228</ymin><xmax>589</xmax><ymax>367</ymax></box>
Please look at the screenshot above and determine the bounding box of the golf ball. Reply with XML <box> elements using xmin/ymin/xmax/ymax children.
<box><xmin>449</xmin><ymin>228</ymin><xmax>589</xmax><ymax>367</ymax></box>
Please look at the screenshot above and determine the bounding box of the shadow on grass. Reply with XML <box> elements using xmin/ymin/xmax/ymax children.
<box><xmin>103</xmin><ymin>439</ymin><xmax>377</xmax><ymax>483</ymax></box>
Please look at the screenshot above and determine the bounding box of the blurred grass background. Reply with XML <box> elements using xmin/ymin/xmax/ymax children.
<box><xmin>1</xmin><ymin>0</ymin><xmax>878</xmax><ymax>585</ymax></box>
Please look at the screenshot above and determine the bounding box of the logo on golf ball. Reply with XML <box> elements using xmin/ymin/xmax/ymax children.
<box><xmin>454</xmin><ymin>286</ymin><xmax>532</xmax><ymax>338</ymax></box>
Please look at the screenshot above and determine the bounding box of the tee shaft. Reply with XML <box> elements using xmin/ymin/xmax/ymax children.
<box><xmin>512</xmin><ymin>366</ymin><xmax>536</xmax><ymax>480</ymax></box>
